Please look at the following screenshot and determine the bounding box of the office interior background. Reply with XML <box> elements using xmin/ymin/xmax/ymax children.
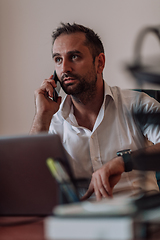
<box><xmin>0</xmin><ymin>0</ymin><xmax>160</xmax><ymax>136</ymax></box>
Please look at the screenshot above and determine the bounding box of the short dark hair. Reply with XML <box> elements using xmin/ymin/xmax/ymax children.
<box><xmin>52</xmin><ymin>23</ymin><xmax>104</xmax><ymax>61</ymax></box>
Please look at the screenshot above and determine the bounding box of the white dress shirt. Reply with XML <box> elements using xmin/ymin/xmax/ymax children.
<box><xmin>49</xmin><ymin>81</ymin><xmax>160</xmax><ymax>196</ymax></box>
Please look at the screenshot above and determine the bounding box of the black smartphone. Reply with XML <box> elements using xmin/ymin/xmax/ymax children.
<box><xmin>52</xmin><ymin>71</ymin><xmax>61</xmax><ymax>102</ymax></box>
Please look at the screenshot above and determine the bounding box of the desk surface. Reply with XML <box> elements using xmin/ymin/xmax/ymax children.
<box><xmin>0</xmin><ymin>216</ymin><xmax>160</xmax><ymax>240</ymax></box>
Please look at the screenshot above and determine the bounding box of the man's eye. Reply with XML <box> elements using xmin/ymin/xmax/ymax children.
<box><xmin>72</xmin><ymin>55</ymin><xmax>78</xmax><ymax>60</ymax></box>
<box><xmin>55</xmin><ymin>57</ymin><xmax>62</xmax><ymax>64</ymax></box>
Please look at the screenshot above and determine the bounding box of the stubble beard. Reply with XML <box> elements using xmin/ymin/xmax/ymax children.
<box><xmin>60</xmin><ymin>65</ymin><xmax>97</xmax><ymax>104</ymax></box>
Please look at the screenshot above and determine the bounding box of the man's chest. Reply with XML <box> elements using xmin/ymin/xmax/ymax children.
<box><xmin>62</xmin><ymin>109</ymin><xmax>145</xmax><ymax>173</ymax></box>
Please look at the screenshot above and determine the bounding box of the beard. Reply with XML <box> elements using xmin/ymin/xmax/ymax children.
<box><xmin>60</xmin><ymin>64</ymin><xmax>97</xmax><ymax>100</ymax></box>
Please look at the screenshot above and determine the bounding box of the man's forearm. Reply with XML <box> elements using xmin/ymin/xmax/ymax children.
<box><xmin>30</xmin><ymin>112</ymin><xmax>53</xmax><ymax>134</ymax></box>
<box><xmin>131</xmin><ymin>143</ymin><xmax>160</xmax><ymax>171</ymax></box>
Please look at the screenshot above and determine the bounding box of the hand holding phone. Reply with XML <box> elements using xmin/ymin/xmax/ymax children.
<box><xmin>30</xmin><ymin>72</ymin><xmax>62</xmax><ymax>134</ymax></box>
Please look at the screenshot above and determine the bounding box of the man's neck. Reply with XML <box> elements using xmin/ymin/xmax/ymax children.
<box><xmin>71</xmin><ymin>79</ymin><xmax>104</xmax><ymax>131</ymax></box>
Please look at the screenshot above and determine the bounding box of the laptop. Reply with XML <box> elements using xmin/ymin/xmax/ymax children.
<box><xmin>0</xmin><ymin>133</ymin><xmax>78</xmax><ymax>216</ymax></box>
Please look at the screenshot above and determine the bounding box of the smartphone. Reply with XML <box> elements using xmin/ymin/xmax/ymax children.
<box><xmin>52</xmin><ymin>71</ymin><xmax>61</xmax><ymax>102</ymax></box>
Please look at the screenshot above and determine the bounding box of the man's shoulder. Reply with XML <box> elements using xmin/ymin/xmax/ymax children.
<box><xmin>109</xmin><ymin>85</ymin><xmax>141</xmax><ymax>102</ymax></box>
<box><xmin>109</xmin><ymin>86</ymin><xmax>160</xmax><ymax>113</ymax></box>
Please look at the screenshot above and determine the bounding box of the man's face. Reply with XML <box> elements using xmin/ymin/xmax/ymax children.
<box><xmin>52</xmin><ymin>32</ymin><xmax>98</xmax><ymax>96</ymax></box>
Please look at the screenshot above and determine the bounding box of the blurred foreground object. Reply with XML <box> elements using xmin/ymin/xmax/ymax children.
<box><xmin>126</xmin><ymin>25</ymin><xmax>160</xmax><ymax>188</ymax></box>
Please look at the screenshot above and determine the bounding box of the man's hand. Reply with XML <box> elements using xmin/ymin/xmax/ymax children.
<box><xmin>35</xmin><ymin>76</ymin><xmax>61</xmax><ymax>115</ymax></box>
<box><xmin>81</xmin><ymin>156</ymin><xmax>125</xmax><ymax>201</ymax></box>
<box><xmin>30</xmin><ymin>75</ymin><xmax>61</xmax><ymax>134</ymax></box>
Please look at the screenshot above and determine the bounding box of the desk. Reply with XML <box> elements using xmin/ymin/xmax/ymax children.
<box><xmin>0</xmin><ymin>216</ymin><xmax>160</xmax><ymax>240</ymax></box>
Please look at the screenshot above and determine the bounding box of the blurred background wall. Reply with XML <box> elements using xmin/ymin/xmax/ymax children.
<box><xmin>0</xmin><ymin>0</ymin><xmax>160</xmax><ymax>136</ymax></box>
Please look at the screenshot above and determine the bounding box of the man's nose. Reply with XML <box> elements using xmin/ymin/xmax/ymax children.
<box><xmin>61</xmin><ymin>58</ymin><xmax>72</xmax><ymax>73</ymax></box>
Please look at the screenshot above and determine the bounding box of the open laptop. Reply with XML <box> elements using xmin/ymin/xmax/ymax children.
<box><xmin>0</xmin><ymin>133</ymin><xmax>78</xmax><ymax>216</ymax></box>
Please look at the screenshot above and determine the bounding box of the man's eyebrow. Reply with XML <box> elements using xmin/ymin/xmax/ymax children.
<box><xmin>52</xmin><ymin>50</ymin><xmax>82</xmax><ymax>59</ymax></box>
<box><xmin>52</xmin><ymin>53</ymin><xmax>60</xmax><ymax>59</ymax></box>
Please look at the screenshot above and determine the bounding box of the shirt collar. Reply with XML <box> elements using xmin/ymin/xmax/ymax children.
<box><xmin>59</xmin><ymin>95</ymin><xmax>73</xmax><ymax>119</ymax></box>
<box><xmin>103</xmin><ymin>80</ymin><xmax>114</xmax><ymax>101</ymax></box>
<box><xmin>101</xmin><ymin>80</ymin><xmax>115</xmax><ymax>111</ymax></box>
<box><xmin>59</xmin><ymin>97</ymin><xmax>82</xmax><ymax>134</ymax></box>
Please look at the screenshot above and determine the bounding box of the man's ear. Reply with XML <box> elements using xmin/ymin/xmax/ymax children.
<box><xmin>96</xmin><ymin>53</ymin><xmax>105</xmax><ymax>74</ymax></box>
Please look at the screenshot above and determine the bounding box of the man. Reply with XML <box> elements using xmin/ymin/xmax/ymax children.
<box><xmin>30</xmin><ymin>23</ymin><xmax>160</xmax><ymax>201</ymax></box>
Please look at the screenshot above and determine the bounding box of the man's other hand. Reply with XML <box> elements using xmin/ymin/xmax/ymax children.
<box><xmin>81</xmin><ymin>157</ymin><xmax>125</xmax><ymax>201</ymax></box>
